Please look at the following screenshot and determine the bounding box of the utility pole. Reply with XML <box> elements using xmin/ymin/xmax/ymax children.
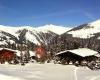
<box><xmin>20</xmin><ymin>44</ymin><xmax>25</xmax><ymax>66</ymax></box>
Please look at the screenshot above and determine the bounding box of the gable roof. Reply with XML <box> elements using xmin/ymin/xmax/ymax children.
<box><xmin>0</xmin><ymin>48</ymin><xmax>36</xmax><ymax>56</ymax></box>
<box><xmin>0</xmin><ymin>48</ymin><xmax>16</xmax><ymax>53</ymax></box>
<box><xmin>56</xmin><ymin>48</ymin><xmax>98</xmax><ymax>57</ymax></box>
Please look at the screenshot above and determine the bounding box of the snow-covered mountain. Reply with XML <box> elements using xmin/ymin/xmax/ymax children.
<box><xmin>68</xmin><ymin>19</ymin><xmax>100</xmax><ymax>39</ymax></box>
<box><xmin>0</xmin><ymin>24</ymin><xmax>71</xmax><ymax>47</ymax></box>
<box><xmin>35</xmin><ymin>24</ymin><xmax>71</xmax><ymax>35</ymax></box>
<box><xmin>49</xmin><ymin>19</ymin><xmax>100</xmax><ymax>53</ymax></box>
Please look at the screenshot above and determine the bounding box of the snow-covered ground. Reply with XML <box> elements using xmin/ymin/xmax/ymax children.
<box><xmin>0</xmin><ymin>63</ymin><xmax>100</xmax><ymax>80</ymax></box>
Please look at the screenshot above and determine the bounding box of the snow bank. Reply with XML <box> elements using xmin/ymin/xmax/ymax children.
<box><xmin>0</xmin><ymin>74</ymin><xmax>25</xmax><ymax>80</ymax></box>
<box><xmin>0</xmin><ymin>64</ymin><xmax>76</xmax><ymax>80</ymax></box>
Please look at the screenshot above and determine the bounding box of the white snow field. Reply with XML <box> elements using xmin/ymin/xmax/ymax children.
<box><xmin>68</xmin><ymin>19</ymin><xmax>100</xmax><ymax>38</ymax></box>
<box><xmin>0</xmin><ymin>63</ymin><xmax>100</xmax><ymax>80</ymax></box>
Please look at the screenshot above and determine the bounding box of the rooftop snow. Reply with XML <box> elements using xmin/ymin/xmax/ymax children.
<box><xmin>0</xmin><ymin>48</ymin><xmax>16</xmax><ymax>52</ymax></box>
<box><xmin>56</xmin><ymin>48</ymin><xmax>98</xmax><ymax>57</ymax></box>
<box><xmin>0</xmin><ymin>48</ymin><xmax>36</xmax><ymax>56</ymax></box>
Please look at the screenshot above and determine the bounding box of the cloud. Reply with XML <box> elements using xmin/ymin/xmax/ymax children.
<box><xmin>68</xmin><ymin>9</ymin><xmax>96</xmax><ymax>20</ymax></box>
<box><xmin>20</xmin><ymin>10</ymin><xmax>79</xmax><ymax>21</ymax></box>
<box><xmin>11</xmin><ymin>10</ymin><xmax>70</xmax><ymax>21</ymax></box>
<box><xmin>82</xmin><ymin>11</ymin><xmax>95</xmax><ymax>20</ymax></box>
<box><xmin>26</xmin><ymin>10</ymin><xmax>70</xmax><ymax>20</ymax></box>
<box><xmin>0</xmin><ymin>6</ymin><xmax>95</xmax><ymax>22</ymax></box>
<box><xmin>22</xmin><ymin>9</ymin><xmax>95</xmax><ymax>21</ymax></box>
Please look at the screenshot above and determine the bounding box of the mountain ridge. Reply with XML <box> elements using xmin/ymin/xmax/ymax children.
<box><xmin>0</xmin><ymin>24</ymin><xmax>71</xmax><ymax>49</ymax></box>
<box><xmin>67</xmin><ymin>19</ymin><xmax>100</xmax><ymax>38</ymax></box>
<box><xmin>0</xmin><ymin>20</ymin><xmax>100</xmax><ymax>53</ymax></box>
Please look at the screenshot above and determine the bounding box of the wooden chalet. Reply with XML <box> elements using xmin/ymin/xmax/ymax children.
<box><xmin>0</xmin><ymin>48</ymin><xmax>17</xmax><ymax>64</ymax></box>
<box><xmin>55</xmin><ymin>48</ymin><xmax>99</xmax><ymax>65</ymax></box>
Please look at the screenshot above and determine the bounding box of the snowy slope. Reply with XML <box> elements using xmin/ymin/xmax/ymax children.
<box><xmin>0</xmin><ymin>64</ymin><xmax>100</xmax><ymax>80</ymax></box>
<box><xmin>89</xmin><ymin>19</ymin><xmax>100</xmax><ymax>27</ymax></box>
<box><xmin>25</xmin><ymin>30</ymin><xmax>41</xmax><ymax>45</ymax></box>
<box><xmin>68</xmin><ymin>19</ymin><xmax>100</xmax><ymax>38</ymax></box>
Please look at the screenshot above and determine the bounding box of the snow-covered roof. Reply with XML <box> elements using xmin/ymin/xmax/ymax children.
<box><xmin>56</xmin><ymin>48</ymin><xmax>98</xmax><ymax>57</ymax></box>
<box><xmin>0</xmin><ymin>48</ymin><xmax>36</xmax><ymax>56</ymax></box>
<box><xmin>0</xmin><ymin>48</ymin><xmax>16</xmax><ymax>52</ymax></box>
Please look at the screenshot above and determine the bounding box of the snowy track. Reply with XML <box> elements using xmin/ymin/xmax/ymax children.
<box><xmin>0</xmin><ymin>64</ymin><xmax>100</xmax><ymax>80</ymax></box>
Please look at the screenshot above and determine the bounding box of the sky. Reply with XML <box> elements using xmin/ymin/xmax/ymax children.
<box><xmin>0</xmin><ymin>0</ymin><xmax>100</xmax><ymax>27</ymax></box>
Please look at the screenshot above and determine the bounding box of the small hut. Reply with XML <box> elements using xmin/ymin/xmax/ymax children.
<box><xmin>0</xmin><ymin>48</ymin><xmax>17</xmax><ymax>64</ymax></box>
<box><xmin>55</xmin><ymin>48</ymin><xmax>99</xmax><ymax>65</ymax></box>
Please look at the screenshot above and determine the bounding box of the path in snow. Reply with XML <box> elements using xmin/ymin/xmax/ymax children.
<box><xmin>76</xmin><ymin>67</ymin><xmax>100</xmax><ymax>80</ymax></box>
